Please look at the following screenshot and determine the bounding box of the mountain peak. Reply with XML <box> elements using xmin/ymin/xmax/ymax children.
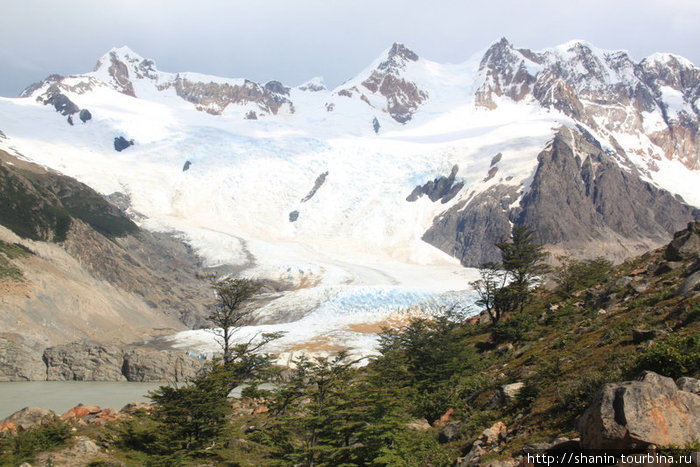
<box><xmin>92</xmin><ymin>46</ymin><xmax>159</xmax><ymax>97</ymax></box>
<box><xmin>386</xmin><ymin>43</ymin><xmax>419</xmax><ymax>62</ymax></box>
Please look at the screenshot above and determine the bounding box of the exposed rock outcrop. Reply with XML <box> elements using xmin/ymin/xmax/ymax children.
<box><xmin>122</xmin><ymin>348</ymin><xmax>204</xmax><ymax>382</ymax></box>
<box><xmin>475</xmin><ymin>39</ymin><xmax>700</xmax><ymax>170</ymax></box>
<box><xmin>0</xmin><ymin>333</ymin><xmax>46</xmax><ymax>382</ymax></box>
<box><xmin>43</xmin><ymin>341</ymin><xmax>127</xmax><ymax>381</ymax></box>
<box><xmin>301</xmin><ymin>171</ymin><xmax>329</xmax><ymax>203</ymax></box>
<box><xmin>406</xmin><ymin>165</ymin><xmax>463</xmax><ymax>203</ymax></box>
<box><xmin>423</xmin><ymin>127</ymin><xmax>699</xmax><ymax>267</ymax></box>
<box><xmin>423</xmin><ymin>184</ymin><xmax>519</xmax><ymax>265</ymax></box>
<box><xmin>579</xmin><ymin>371</ymin><xmax>700</xmax><ymax>449</ymax></box>
<box><xmin>42</xmin><ymin>341</ymin><xmax>204</xmax><ymax>382</ymax></box>
<box><xmin>114</xmin><ymin>136</ymin><xmax>134</xmax><ymax>152</ymax></box>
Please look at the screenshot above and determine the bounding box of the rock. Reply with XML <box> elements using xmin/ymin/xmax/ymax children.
<box><xmin>114</xmin><ymin>136</ymin><xmax>134</xmax><ymax>152</ymax></box>
<box><xmin>406</xmin><ymin>419</ymin><xmax>431</xmax><ymax>430</ymax></box>
<box><xmin>120</xmin><ymin>402</ymin><xmax>153</xmax><ymax>415</ymax></box>
<box><xmin>677</xmin><ymin>270</ymin><xmax>700</xmax><ymax>297</ymax></box>
<box><xmin>0</xmin><ymin>333</ymin><xmax>47</xmax><ymax>381</ymax></box>
<box><xmin>665</xmin><ymin>221</ymin><xmax>700</xmax><ymax>261</ymax></box>
<box><xmin>301</xmin><ymin>171</ymin><xmax>329</xmax><ymax>203</ymax></box>
<box><xmin>372</xmin><ymin>117</ymin><xmax>380</xmax><ymax>133</ymax></box>
<box><xmin>44</xmin><ymin>92</ymin><xmax>79</xmax><ymax>115</ymax></box>
<box><xmin>435</xmin><ymin>407</ymin><xmax>454</xmax><ymax>426</ymax></box>
<box><xmin>289</xmin><ymin>210</ymin><xmax>299</xmax><ymax>222</ymax></box>
<box><xmin>406</xmin><ymin>165</ymin><xmax>462</xmax><ymax>203</ymax></box>
<box><xmin>632</xmin><ymin>329</ymin><xmax>669</xmax><ymax>344</ymax></box>
<box><xmin>122</xmin><ymin>348</ymin><xmax>205</xmax><ymax>382</ymax></box>
<box><xmin>501</xmin><ymin>382</ymin><xmax>525</xmax><ymax>402</ymax></box>
<box><xmin>44</xmin><ymin>341</ymin><xmax>126</xmax><ymax>381</ymax></box>
<box><xmin>75</xmin><ymin>437</ymin><xmax>100</xmax><ymax>454</ymax></box>
<box><xmin>79</xmin><ymin>109</ymin><xmax>92</xmax><ymax>122</ymax></box>
<box><xmin>676</xmin><ymin>376</ymin><xmax>700</xmax><ymax>395</ymax></box>
<box><xmin>2</xmin><ymin>407</ymin><xmax>55</xmax><ymax>430</ymax></box>
<box><xmin>579</xmin><ymin>371</ymin><xmax>700</xmax><ymax>449</ymax></box>
<box><xmin>438</xmin><ymin>421</ymin><xmax>461</xmax><ymax>443</ymax></box>
<box><xmin>423</xmin><ymin>184</ymin><xmax>518</xmax><ymax>265</ymax></box>
<box><xmin>480</xmin><ymin>421</ymin><xmax>507</xmax><ymax>446</ymax></box>
<box><xmin>182</xmin><ymin>160</ymin><xmax>191</xmax><ymax>171</ymax></box>
<box><xmin>654</xmin><ymin>261</ymin><xmax>682</xmax><ymax>275</ymax></box>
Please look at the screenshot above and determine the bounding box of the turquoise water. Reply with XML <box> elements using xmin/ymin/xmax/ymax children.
<box><xmin>0</xmin><ymin>382</ymin><xmax>165</xmax><ymax>419</ymax></box>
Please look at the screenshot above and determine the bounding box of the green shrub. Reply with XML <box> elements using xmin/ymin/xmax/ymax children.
<box><xmin>492</xmin><ymin>312</ymin><xmax>536</xmax><ymax>343</ymax></box>
<box><xmin>632</xmin><ymin>333</ymin><xmax>700</xmax><ymax>379</ymax></box>
<box><xmin>0</xmin><ymin>417</ymin><xmax>71</xmax><ymax>465</ymax></box>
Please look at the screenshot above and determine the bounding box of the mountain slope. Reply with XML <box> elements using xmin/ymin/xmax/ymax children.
<box><xmin>0</xmin><ymin>39</ymin><xmax>698</xmax><ymax>361</ymax></box>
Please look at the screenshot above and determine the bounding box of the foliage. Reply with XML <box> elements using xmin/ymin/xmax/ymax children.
<box><xmin>207</xmin><ymin>276</ymin><xmax>262</xmax><ymax>363</ymax></box>
<box><xmin>496</xmin><ymin>225</ymin><xmax>549</xmax><ymax>312</ymax></box>
<box><xmin>471</xmin><ymin>262</ymin><xmax>508</xmax><ymax>325</ymax></box>
<box><xmin>553</xmin><ymin>255</ymin><xmax>613</xmax><ymax>296</ymax></box>
<box><xmin>0</xmin><ymin>417</ymin><xmax>71</xmax><ymax>465</ymax></box>
<box><xmin>491</xmin><ymin>311</ymin><xmax>536</xmax><ymax>343</ymax></box>
<box><xmin>631</xmin><ymin>332</ymin><xmax>700</xmax><ymax>379</ymax></box>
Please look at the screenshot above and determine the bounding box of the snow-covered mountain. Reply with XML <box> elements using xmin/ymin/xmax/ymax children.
<box><xmin>1</xmin><ymin>39</ymin><xmax>698</xmax><ymax>360</ymax></box>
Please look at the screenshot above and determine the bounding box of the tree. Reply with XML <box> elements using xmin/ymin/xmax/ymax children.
<box><xmin>495</xmin><ymin>225</ymin><xmax>548</xmax><ymax>312</ymax></box>
<box><xmin>553</xmin><ymin>255</ymin><xmax>613</xmax><ymax>296</ymax></box>
<box><xmin>208</xmin><ymin>276</ymin><xmax>261</xmax><ymax>364</ymax></box>
<box><xmin>471</xmin><ymin>261</ymin><xmax>508</xmax><ymax>325</ymax></box>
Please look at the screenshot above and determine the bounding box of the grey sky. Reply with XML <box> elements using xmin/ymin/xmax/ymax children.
<box><xmin>1</xmin><ymin>0</ymin><xmax>699</xmax><ymax>97</ymax></box>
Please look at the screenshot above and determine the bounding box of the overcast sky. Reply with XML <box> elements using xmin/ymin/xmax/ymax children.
<box><xmin>1</xmin><ymin>0</ymin><xmax>698</xmax><ymax>97</ymax></box>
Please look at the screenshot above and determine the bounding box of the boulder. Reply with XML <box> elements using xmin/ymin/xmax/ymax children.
<box><xmin>677</xmin><ymin>270</ymin><xmax>700</xmax><ymax>297</ymax></box>
<box><xmin>664</xmin><ymin>221</ymin><xmax>700</xmax><ymax>261</ymax></box>
<box><xmin>480</xmin><ymin>421</ymin><xmax>507</xmax><ymax>446</ymax></box>
<box><xmin>676</xmin><ymin>376</ymin><xmax>700</xmax><ymax>395</ymax></box>
<box><xmin>579</xmin><ymin>371</ymin><xmax>700</xmax><ymax>449</ymax></box>
<box><xmin>2</xmin><ymin>407</ymin><xmax>55</xmax><ymax>430</ymax></box>
<box><xmin>78</xmin><ymin>109</ymin><xmax>92</xmax><ymax>122</ymax></box>
<box><xmin>501</xmin><ymin>382</ymin><xmax>525</xmax><ymax>402</ymax></box>
<box><xmin>438</xmin><ymin>421</ymin><xmax>462</xmax><ymax>443</ymax></box>
<box><xmin>114</xmin><ymin>136</ymin><xmax>134</xmax><ymax>152</ymax></box>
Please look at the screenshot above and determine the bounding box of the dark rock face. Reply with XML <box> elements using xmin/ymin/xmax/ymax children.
<box><xmin>579</xmin><ymin>371</ymin><xmax>700</xmax><ymax>449</ymax></box>
<box><xmin>406</xmin><ymin>165</ymin><xmax>463</xmax><ymax>203</ymax></box>
<box><xmin>114</xmin><ymin>136</ymin><xmax>134</xmax><ymax>152</ymax></box>
<box><xmin>422</xmin><ymin>127</ymin><xmax>699</xmax><ymax>267</ymax></box>
<box><xmin>79</xmin><ymin>109</ymin><xmax>92</xmax><ymax>122</ymax></box>
<box><xmin>423</xmin><ymin>185</ymin><xmax>519</xmax><ymax>265</ymax></box>
<box><xmin>301</xmin><ymin>171</ymin><xmax>329</xmax><ymax>203</ymax></box>
<box><xmin>516</xmin><ymin>127</ymin><xmax>699</xmax><ymax>249</ymax></box>
<box><xmin>44</xmin><ymin>92</ymin><xmax>79</xmax><ymax>116</ymax></box>
<box><xmin>289</xmin><ymin>210</ymin><xmax>299</xmax><ymax>222</ymax></box>
<box><xmin>182</xmin><ymin>160</ymin><xmax>192</xmax><ymax>172</ymax></box>
<box><xmin>264</xmin><ymin>80</ymin><xmax>290</xmax><ymax>96</ymax></box>
<box><xmin>372</xmin><ymin>117</ymin><xmax>380</xmax><ymax>133</ymax></box>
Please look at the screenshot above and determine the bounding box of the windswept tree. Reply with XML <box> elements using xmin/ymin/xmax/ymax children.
<box><xmin>472</xmin><ymin>225</ymin><xmax>549</xmax><ymax>324</ymax></box>
<box><xmin>495</xmin><ymin>225</ymin><xmax>549</xmax><ymax>312</ymax></box>
<box><xmin>208</xmin><ymin>276</ymin><xmax>261</xmax><ymax>364</ymax></box>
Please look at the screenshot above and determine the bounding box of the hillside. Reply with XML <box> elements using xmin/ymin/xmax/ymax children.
<box><xmin>2</xmin><ymin>222</ymin><xmax>697</xmax><ymax>466</ymax></box>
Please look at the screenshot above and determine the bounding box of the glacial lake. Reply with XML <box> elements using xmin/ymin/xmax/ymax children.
<box><xmin>0</xmin><ymin>382</ymin><xmax>166</xmax><ymax>419</ymax></box>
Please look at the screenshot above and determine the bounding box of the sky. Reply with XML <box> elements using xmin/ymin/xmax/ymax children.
<box><xmin>1</xmin><ymin>0</ymin><xmax>699</xmax><ymax>97</ymax></box>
